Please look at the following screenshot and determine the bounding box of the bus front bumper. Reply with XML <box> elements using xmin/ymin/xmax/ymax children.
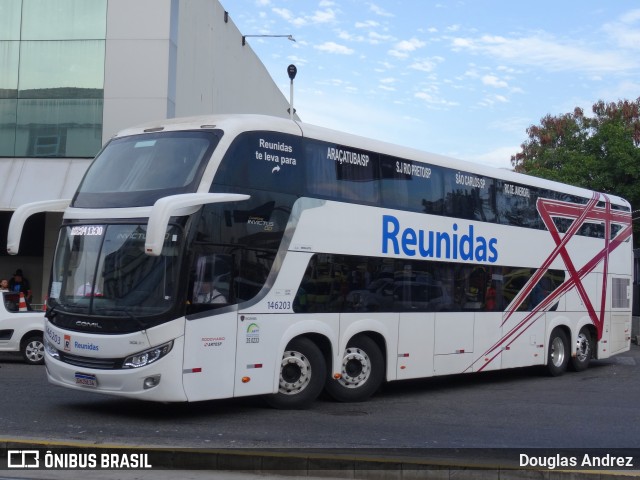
<box><xmin>45</xmin><ymin>336</ymin><xmax>188</xmax><ymax>402</ymax></box>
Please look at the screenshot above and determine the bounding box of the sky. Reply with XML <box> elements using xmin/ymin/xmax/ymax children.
<box><xmin>226</xmin><ymin>1</ymin><xmax>640</xmax><ymax>170</ymax></box>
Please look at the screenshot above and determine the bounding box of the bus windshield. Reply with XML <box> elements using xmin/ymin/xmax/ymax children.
<box><xmin>49</xmin><ymin>224</ymin><xmax>183</xmax><ymax>318</ymax></box>
<box><xmin>73</xmin><ymin>130</ymin><xmax>221</xmax><ymax>208</ymax></box>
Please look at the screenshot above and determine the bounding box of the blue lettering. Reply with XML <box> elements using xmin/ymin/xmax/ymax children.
<box><xmin>382</xmin><ymin>215</ymin><xmax>400</xmax><ymax>254</ymax></box>
<box><xmin>418</xmin><ymin>230</ymin><xmax>434</xmax><ymax>257</ymax></box>
<box><xmin>460</xmin><ymin>225</ymin><xmax>474</xmax><ymax>261</ymax></box>
<box><xmin>74</xmin><ymin>341</ymin><xmax>99</xmax><ymax>351</ymax></box>
<box><xmin>436</xmin><ymin>231</ymin><xmax>450</xmax><ymax>259</ymax></box>
<box><xmin>401</xmin><ymin>228</ymin><xmax>417</xmax><ymax>256</ymax></box>
<box><xmin>381</xmin><ymin>215</ymin><xmax>498</xmax><ymax>263</ymax></box>
<box><xmin>475</xmin><ymin>236</ymin><xmax>487</xmax><ymax>261</ymax></box>
<box><xmin>488</xmin><ymin>238</ymin><xmax>498</xmax><ymax>262</ymax></box>
<box><xmin>452</xmin><ymin>224</ymin><xmax>458</xmax><ymax>259</ymax></box>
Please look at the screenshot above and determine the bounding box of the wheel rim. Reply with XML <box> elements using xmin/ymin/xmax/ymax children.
<box><xmin>278</xmin><ymin>350</ymin><xmax>311</xmax><ymax>395</ymax></box>
<box><xmin>338</xmin><ymin>347</ymin><xmax>371</xmax><ymax>389</ymax></box>
<box><xmin>575</xmin><ymin>332</ymin><xmax>591</xmax><ymax>363</ymax></box>
<box><xmin>550</xmin><ymin>336</ymin><xmax>566</xmax><ymax>368</ymax></box>
<box><xmin>25</xmin><ymin>340</ymin><xmax>44</xmax><ymax>363</ymax></box>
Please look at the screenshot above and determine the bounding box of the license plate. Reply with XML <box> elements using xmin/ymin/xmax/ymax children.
<box><xmin>75</xmin><ymin>372</ymin><xmax>98</xmax><ymax>388</ymax></box>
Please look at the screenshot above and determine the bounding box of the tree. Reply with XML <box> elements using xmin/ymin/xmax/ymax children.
<box><xmin>511</xmin><ymin>98</ymin><xmax>640</xmax><ymax>247</ymax></box>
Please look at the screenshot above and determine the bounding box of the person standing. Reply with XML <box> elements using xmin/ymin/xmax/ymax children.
<box><xmin>9</xmin><ymin>269</ymin><xmax>31</xmax><ymax>303</ymax></box>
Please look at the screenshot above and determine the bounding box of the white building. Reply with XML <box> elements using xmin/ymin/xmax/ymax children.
<box><xmin>0</xmin><ymin>0</ymin><xmax>296</xmax><ymax>304</ymax></box>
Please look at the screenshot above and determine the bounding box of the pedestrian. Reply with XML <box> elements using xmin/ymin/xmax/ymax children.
<box><xmin>9</xmin><ymin>269</ymin><xmax>31</xmax><ymax>302</ymax></box>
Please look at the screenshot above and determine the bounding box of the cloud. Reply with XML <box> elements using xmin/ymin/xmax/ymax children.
<box><xmin>311</xmin><ymin>9</ymin><xmax>336</xmax><ymax>23</ymax></box>
<box><xmin>410</xmin><ymin>57</ymin><xmax>444</xmax><ymax>72</ymax></box>
<box><xmin>355</xmin><ymin>20</ymin><xmax>380</xmax><ymax>28</ymax></box>
<box><xmin>369</xmin><ymin>4</ymin><xmax>394</xmax><ymax>17</ymax></box>
<box><xmin>272</xmin><ymin>8</ymin><xmax>301</xmax><ymax>25</ymax></box>
<box><xmin>272</xmin><ymin>6</ymin><xmax>336</xmax><ymax>27</ymax></box>
<box><xmin>314</xmin><ymin>42</ymin><xmax>355</xmax><ymax>55</ymax></box>
<box><xmin>603</xmin><ymin>8</ymin><xmax>640</xmax><ymax>50</ymax></box>
<box><xmin>463</xmin><ymin>146</ymin><xmax>519</xmax><ymax>170</ymax></box>
<box><xmin>596</xmin><ymin>79</ymin><xmax>640</xmax><ymax>101</ymax></box>
<box><xmin>482</xmin><ymin>75</ymin><xmax>508</xmax><ymax>88</ymax></box>
<box><xmin>287</xmin><ymin>55</ymin><xmax>309</xmax><ymax>66</ymax></box>
<box><xmin>368</xmin><ymin>31</ymin><xmax>394</xmax><ymax>44</ymax></box>
<box><xmin>619</xmin><ymin>8</ymin><xmax>640</xmax><ymax>23</ymax></box>
<box><xmin>337</xmin><ymin>30</ymin><xmax>363</xmax><ymax>42</ymax></box>
<box><xmin>477</xmin><ymin>94</ymin><xmax>509</xmax><ymax>107</ymax></box>
<box><xmin>450</xmin><ymin>33</ymin><xmax>639</xmax><ymax>73</ymax></box>
<box><xmin>414</xmin><ymin>90</ymin><xmax>458</xmax><ymax>107</ymax></box>
<box><xmin>389</xmin><ymin>38</ymin><xmax>426</xmax><ymax>58</ymax></box>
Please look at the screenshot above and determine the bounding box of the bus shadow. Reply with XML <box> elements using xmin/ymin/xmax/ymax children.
<box><xmin>68</xmin><ymin>394</ymin><xmax>267</xmax><ymax>420</ymax></box>
<box><xmin>65</xmin><ymin>358</ymin><xmax>621</xmax><ymax>420</ymax></box>
<box><xmin>376</xmin><ymin>359</ymin><xmax>616</xmax><ymax>398</ymax></box>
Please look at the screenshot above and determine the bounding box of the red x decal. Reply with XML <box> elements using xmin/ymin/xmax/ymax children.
<box><xmin>471</xmin><ymin>193</ymin><xmax>632</xmax><ymax>372</ymax></box>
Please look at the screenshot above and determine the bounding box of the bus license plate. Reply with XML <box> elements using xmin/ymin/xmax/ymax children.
<box><xmin>75</xmin><ymin>372</ymin><xmax>98</xmax><ymax>388</ymax></box>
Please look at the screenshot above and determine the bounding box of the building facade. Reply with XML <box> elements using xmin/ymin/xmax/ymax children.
<box><xmin>0</xmin><ymin>0</ymin><xmax>297</xmax><ymax>305</ymax></box>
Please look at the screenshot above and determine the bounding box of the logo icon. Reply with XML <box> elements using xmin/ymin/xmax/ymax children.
<box><xmin>246</xmin><ymin>323</ymin><xmax>260</xmax><ymax>344</ymax></box>
<box><xmin>8</xmin><ymin>450</ymin><xmax>40</xmax><ymax>468</ymax></box>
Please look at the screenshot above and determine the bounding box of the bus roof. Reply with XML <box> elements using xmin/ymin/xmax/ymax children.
<box><xmin>113</xmin><ymin>113</ymin><xmax>630</xmax><ymax>208</ymax></box>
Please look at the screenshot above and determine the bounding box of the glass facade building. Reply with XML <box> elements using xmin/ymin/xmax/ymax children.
<box><xmin>0</xmin><ymin>0</ymin><xmax>106</xmax><ymax>158</ymax></box>
<box><xmin>0</xmin><ymin>0</ymin><xmax>299</xmax><ymax>307</ymax></box>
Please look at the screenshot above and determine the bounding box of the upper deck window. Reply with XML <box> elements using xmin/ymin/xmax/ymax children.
<box><xmin>73</xmin><ymin>130</ymin><xmax>221</xmax><ymax>208</ymax></box>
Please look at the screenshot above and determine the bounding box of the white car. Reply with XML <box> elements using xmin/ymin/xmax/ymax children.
<box><xmin>0</xmin><ymin>291</ymin><xmax>45</xmax><ymax>365</ymax></box>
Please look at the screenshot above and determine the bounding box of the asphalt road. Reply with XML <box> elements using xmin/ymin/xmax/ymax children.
<box><xmin>1</xmin><ymin>344</ymin><xmax>639</xmax><ymax>450</ymax></box>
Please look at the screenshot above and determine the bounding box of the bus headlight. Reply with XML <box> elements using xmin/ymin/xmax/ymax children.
<box><xmin>44</xmin><ymin>336</ymin><xmax>60</xmax><ymax>359</ymax></box>
<box><xmin>123</xmin><ymin>341</ymin><xmax>173</xmax><ymax>369</ymax></box>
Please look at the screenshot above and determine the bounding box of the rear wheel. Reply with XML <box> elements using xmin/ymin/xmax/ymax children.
<box><xmin>22</xmin><ymin>334</ymin><xmax>44</xmax><ymax>365</ymax></box>
<box><xmin>570</xmin><ymin>328</ymin><xmax>592</xmax><ymax>372</ymax></box>
<box><xmin>546</xmin><ymin>329</ymin><xmax>569</xmax><ymax>376</ymax></box>
<box><xmin>325</xmin><ymin>335</ymin><xmax>384</xmax><ymax>402</ymax></box>
<box><xmin>265</xmin><ymin>337</ymin><xmax>326</xmax><ymax>409</ymax></box>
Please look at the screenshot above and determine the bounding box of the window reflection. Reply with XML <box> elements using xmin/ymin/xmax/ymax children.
<box><xmin>21</xmin><ymin>0</ymin><xmax>107</xmax><ymax>40</ymax></box>
<box><xmin>15</xmin><ymin>99</ymin><xmax>103</xmax><ymax>157</ymax></box>
<box><xmin>0</xmin><ymin>0</ymin><xmax>21</xmax><ymax>40</ymax></box>
<box><xmin>0</xmin><ymin>42</ymin><xmax>19</xmax><ymax>97</ymax></box>
<box><xmin>0</xmin><ymin>99</ymin><xmax>17</xmax><ymax>156</ymax></box>
<box><xmin>0</xmin><ymin>1</ymin><xmax>106</xmax><ymax>158</ymax></box>
<box><xmin>19</xmin><ymin>41</ymin><xmax>105</xmax><ymax>95</ymax></box>
<box><xmin>293</xmin><ymin>254</ymin><xmax>566</xmax><ymax>314</ymax></box>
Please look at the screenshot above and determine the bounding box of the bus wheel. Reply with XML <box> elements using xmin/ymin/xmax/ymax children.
<box><xmin>22</xmin><ymin>334</ymin><xmax>45</xmax><ymax>365</ymax></box>
<box><xmin>570</xmin><ymin>328</ymin><xmax>592</xmax><ymax>372</ymax></box>
<box><xmin>325</xmin><ymin>335</ymin><xmax>384</xmax><ymax>402</ymax></box>
<box><xmin>265</xmin><ymin>337</ymin><xmax>326</xmax><ymax>409</ymax></box>
<box><xmin>546</xmin><ymin>329</ymin><xmax>569</xmax><ymax>376</ymax></box>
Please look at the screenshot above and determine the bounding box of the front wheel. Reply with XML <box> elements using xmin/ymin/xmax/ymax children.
<box><xmin>570</xmin><ymin>328</ymin><xmax>592</xmax><ymax>372</ymax></box>
<box><xmin>22</xmin><ymin>335</ymin><xmax>45</xmax><ymax>365</ymax></box>
<box><xmin>546</xmin><ymin>329</ymin><xmax>569</xmax><ymax>376</ymax></box>
<box><xmin>325</xmin><ymin>335</ymin><xmax>384</xmax><ymax>402</ymax></box>
<box><xmin>265</xmin><ymin>337</ymin><xmax>326</xmax><ymax>409</ymax></box>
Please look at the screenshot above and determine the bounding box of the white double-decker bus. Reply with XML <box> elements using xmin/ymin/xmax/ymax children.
<box><xmin>8</xmin><ymin>114</ymin><xmax>633</xmax><ymax>408</ymax></box>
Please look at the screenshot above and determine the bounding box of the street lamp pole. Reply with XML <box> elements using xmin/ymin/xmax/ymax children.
<box><xmin>287</xmin><ymin>65</ymin><xmax>297</xmax><ymax>120</ymax></box>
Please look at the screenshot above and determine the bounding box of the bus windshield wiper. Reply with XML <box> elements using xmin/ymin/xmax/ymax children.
<box><xmin>94</xmin><ymin>306</ymin><xmax>148</xmax><ymax>331</ymax></box>
<box><xmin>124</xmin><ymin>307</ymin><xmax>148</xmax><ymax>331</ymax></box>
<box><xmin>44</xmin><ymin>304</ymin><xmax>58</xmax><ymax>320</ymax></box>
